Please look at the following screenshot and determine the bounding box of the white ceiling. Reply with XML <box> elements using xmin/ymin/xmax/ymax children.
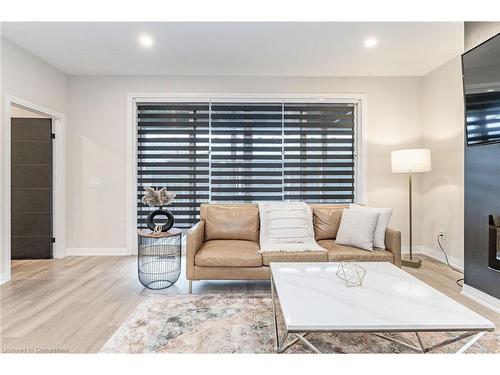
<box><xmin>1</xmin><ymin>22</ymin><xmax>464</xmax><ymax>76</ymax></box>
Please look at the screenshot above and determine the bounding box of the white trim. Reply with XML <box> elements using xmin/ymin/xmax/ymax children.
<box><xmin>1</xmin><ymin>95</ymin><xmax>66</xmax><ymax>284</ymax></box>
<box><xmin>126</xmin><ymin>92</ymin><xmax>368</xmax><ymax>239</ymax></box>
<box><xmin>354</xmin><ymin>97</ymin><xmax>368</xmax><ymax>204</ymax></box>
<box><xmin>66</xmin><ymin>248</ymin><xmax>131</xmax><ymax>256</ymax></box>
<box><xmin>462</xmin><ymin>283</ymin><xmax>500</xmax><ymax>314</ymax></box>
<box><xmin>126</xmin><ymin>95</ymin><xmax>138</xmax><ymax>255</ymax></box>
<box><xmin>52</xmin><ymin>117</ymin><xmax>66</xmax><ymax>259</ymax></box>
<box><xmin>402</xmin><ymin>245</ymin><xmax>464</xmax><ymax>272</ymax></box>
<box><xmin>420</xmin><ymin>246</ymin><xmax>464</xmax><ymax>271</ymax></box>
<box><xmin>127</xmin><ymin>92</ymin><xmax>367</xmax><ymax>102</ymax></box>
<box><xmin>0</xmin><ymin>272</ymin><xmax>9</xmax><ymax>285</ymax></box>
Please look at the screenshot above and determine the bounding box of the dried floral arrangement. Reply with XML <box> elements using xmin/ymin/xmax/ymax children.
<box><xmin>142</xmin><ymin>187</ymin><xmax>176</xmax><ymax>208</ymax></box>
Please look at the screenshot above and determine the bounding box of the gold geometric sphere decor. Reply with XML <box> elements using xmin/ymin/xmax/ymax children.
<box><xmin>336</xmin><ymin>261</ymin><xmax>367</xmax><ymax>287</ymax></box>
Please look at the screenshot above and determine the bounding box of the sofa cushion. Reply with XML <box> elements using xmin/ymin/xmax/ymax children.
<box><xmin>205</xmin><ymin>205</ymin><xmax>259</xmax><ymax>242</ymax></box>
<box><xmin>200</xmin><ymin>203</ymin><xmax>258</xmax><ymax>221</ymax></box>
<box><xmin>335</xmin><ymin>208</ymin><xmax>380</xmax><ymax>251</ymax></box>
<box><xmin>262</xmin><ymin>251</ymin><xmax>328</xmax><ymax>266</ymax></box>
<box><xmin>350</xmin><ymin>204</ymin><xmax>393</xmax><ymax>249</ymax></box>
<box><xmin>318</xmin><ymin>240</ymin><xmax>394</xmax><ymax>263</ymax></box>
<box><xmin>195</xmin><ymin>240</ymin><xmax>262</xmax><ymax>267</ymax></box>
<box><xmin>258</xmin><ymin>202</ymin><xmax>325</xmax><ymax>253</ymax></box>
<box><xmin>313</xmin><ymin>207</ymin><xmax>344</xmax><ymax>240</ymax></box>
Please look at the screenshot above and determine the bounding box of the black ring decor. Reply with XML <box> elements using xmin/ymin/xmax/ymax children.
<box><xmin>147</xmin><ymin>209</ymin><xmax>175</xmax><ymax>232</ymax></box>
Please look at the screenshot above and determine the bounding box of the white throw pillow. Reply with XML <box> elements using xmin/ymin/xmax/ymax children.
<box><xmin>335</xmin><ymin>208</ymin><xmax>380</xmax><ymax>251</ymax></box>
<box><xmin>350</xmin><ymin>204</ymin><xmax>393</xmax><ymax>249</ymax></box>
<box><xmin>258</xmin><ymin>202</ymin><xmax>326</xmax><ymax>253</ymax></box>
<box><xmin>267</xmin><ymin>207</ymin><xmax>310</xmax><ymax>241</ymax></box>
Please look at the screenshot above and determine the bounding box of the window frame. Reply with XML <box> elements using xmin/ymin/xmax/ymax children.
<box><xmin>127</xmin><ymin>93</ymin><xmax>367</xmax><ymax>253</ymax></box>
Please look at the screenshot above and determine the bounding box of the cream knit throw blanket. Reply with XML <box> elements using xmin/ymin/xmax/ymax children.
<box><xmin>258</xmin><ymin>202</ymin><xmax>326</xmax><ymax>253</ymax></box>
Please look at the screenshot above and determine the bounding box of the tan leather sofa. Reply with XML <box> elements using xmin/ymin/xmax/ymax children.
<box><xmin>186</xmin><ymin>203</ymin><xmax>401</xmax><ymax>293</ymax></box>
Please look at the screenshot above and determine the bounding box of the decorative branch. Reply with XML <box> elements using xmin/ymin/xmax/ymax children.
<box><xmin>142</xmin><ymin>187</ymin><xmax>176</xmax><ymax>208</ymax></box>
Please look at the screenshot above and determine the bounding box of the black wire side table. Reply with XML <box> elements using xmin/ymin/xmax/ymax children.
<box><xmin>137</xmin><ymin>228</ymin><xmax>182</xmax><ymax>289</ymax></box>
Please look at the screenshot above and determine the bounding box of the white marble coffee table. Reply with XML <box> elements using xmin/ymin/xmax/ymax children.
<box><xmin>270</xmin><ymin>262</ymin><xmax>495</xmax><ymax>353</ymax></box>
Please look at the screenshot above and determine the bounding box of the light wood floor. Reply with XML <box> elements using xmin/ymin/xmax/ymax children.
<box><xmin>1</xmin><ymin>255</ymin><xmax>498</xmax><ymax>353</ymax></box>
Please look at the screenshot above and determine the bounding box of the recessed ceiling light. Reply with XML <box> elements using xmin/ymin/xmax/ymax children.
<box><xmin>138</xmin><ymin>34</ymin><xmax>154</xmax><ymax>48</ymax></box>
<box><xmin>364</xmin><ymin>37</ymin><xmax>378</xmax><ymax>48</ymax></box>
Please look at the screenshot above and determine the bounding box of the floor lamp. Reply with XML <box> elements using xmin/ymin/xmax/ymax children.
<box><xmin>391</xmin><ymin>149</ymin><xmax>432</xmax><ymax>268</ymax></box>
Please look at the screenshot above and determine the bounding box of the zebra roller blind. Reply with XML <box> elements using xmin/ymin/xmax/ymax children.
<box><xmin>210</xmin><ymin>103</ymin><xmax>284</xmax><ymax>202</ymax></box>
<box><xmin>137</xmin><ymin>103</ymin><xmax>210</xmax><ymax>229</ymax></box>
<box><xmin>283</xmin><ymin>103</ymin><xmax>355</xmax><ymax>202</ymax></box>
<box><xmin>137</xmin><ymin>101</ymin><xmax>356</xmax><ymax>228</ymax></box>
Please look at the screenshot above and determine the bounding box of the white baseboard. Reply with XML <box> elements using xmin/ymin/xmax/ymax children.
<box><xmin>401</xmin><ymin>245</ymin><xmax>464</xmax><ymax>272</ymax></box>
<box><xmin>65</xmin><ymin>248</ymin><xmax>132</xmax><ymax>256</ymax></box>
<box><xmin>461</xmin><ymin>283</ymin><xmax>500</xmax><ymax>314</ymax></box>
<box><xmin>0</xmin><ymin>272</ymin><xmax>10</xmax><ymax>285</ymax></box>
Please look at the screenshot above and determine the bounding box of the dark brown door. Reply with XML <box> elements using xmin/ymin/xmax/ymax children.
<box><xmin>11</xmin><ymin>118</ymin><xmax>53</xmax><ymax>259</ymax></box>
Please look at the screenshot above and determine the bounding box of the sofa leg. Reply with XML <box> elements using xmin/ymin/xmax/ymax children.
<box><xmin>188</xmin><ymin>280</ymin><xmax>192</xmax><ymax>294</ymax></box>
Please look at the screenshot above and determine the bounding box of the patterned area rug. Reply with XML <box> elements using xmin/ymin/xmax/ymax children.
<box><xmin>100</xmin><ymin>294</ymin><xmax>498</xmax><ymax>354</ymax></box>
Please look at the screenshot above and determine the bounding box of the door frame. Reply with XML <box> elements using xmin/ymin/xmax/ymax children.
<box><xmin>1</xmin><ymin>95</ymin><xmax>66</xmax><ymax>284</ymax></box>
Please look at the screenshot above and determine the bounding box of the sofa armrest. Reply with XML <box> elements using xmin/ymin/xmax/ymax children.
<box><xmin>384</xmin><ymin>228</ymin><xmax>401</xmax><ymax>267</ymax></box>
<box><xmin>186</xmin><ymin>220</ymin><xmax>206</xmax><ymax>280</ymax></box>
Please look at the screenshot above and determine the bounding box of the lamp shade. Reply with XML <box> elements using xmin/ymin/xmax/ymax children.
<box><xmin>391</xmin><ymin>149</ymin><xmax>432</xmax><ymax>173</ymax></box>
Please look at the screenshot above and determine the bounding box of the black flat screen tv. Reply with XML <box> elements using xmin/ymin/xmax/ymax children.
<box><xmin>463</xmin><ymin>33</ymin><xmax>500</xmax><ymax>146</ymax></box>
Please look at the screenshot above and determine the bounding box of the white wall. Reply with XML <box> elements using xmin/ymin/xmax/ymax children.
<box><xmin>464</xmin><ymin>22</ymin><xmax>500</xmax><ymax>52</ymax></box>
<box><xmin>1</xmin><ymin>37</ymin><xmax>68</xmax><ymax>114</ymax></box>
<box><xmin>0</xmin><ymin>37</ymin><xmax>69</xmax><ymax>279</ymax></box>
<box><xmin>420</xmin><ymin>57</ymin><xmax>465</xmax><ymax>266</ymax></box>
<box><xmin>66</xmin><ymin>75</ymin><xmax>423</xmax><ymax>252</ymax></box>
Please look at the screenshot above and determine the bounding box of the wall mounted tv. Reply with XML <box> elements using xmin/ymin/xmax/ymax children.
<box><xmin>463</xmin><ymin>33</ymin><xmax>500</xmax><ymax>146</ymax></box>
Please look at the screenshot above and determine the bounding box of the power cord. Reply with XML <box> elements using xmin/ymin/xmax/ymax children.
<box><xmin>437</xmin><ymin>233</ymin><xmax>464</xmax><ymax>287</ymax></box>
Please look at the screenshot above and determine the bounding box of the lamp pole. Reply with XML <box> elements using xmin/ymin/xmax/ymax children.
<box><xmin>402</xmin><ymin>172</ymin><xmax>421</xmax><ymax>268</ymax></box>
<box><xmin>409</xmin><ymin>172</ymin><xmax>412</xmax><ymax>255</ymax></box>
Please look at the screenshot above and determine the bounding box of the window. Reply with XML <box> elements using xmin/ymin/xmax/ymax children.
<box><xmin>137</xmin><ymin>99</ymin><xmax>357</xmax><ymax>229</ymax></box>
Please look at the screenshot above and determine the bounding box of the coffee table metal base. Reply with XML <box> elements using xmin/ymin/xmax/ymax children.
<box><xmin>271</xmin><ymin>278</ymin><xmax>488</xmax><ymax>354</ymax></box>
